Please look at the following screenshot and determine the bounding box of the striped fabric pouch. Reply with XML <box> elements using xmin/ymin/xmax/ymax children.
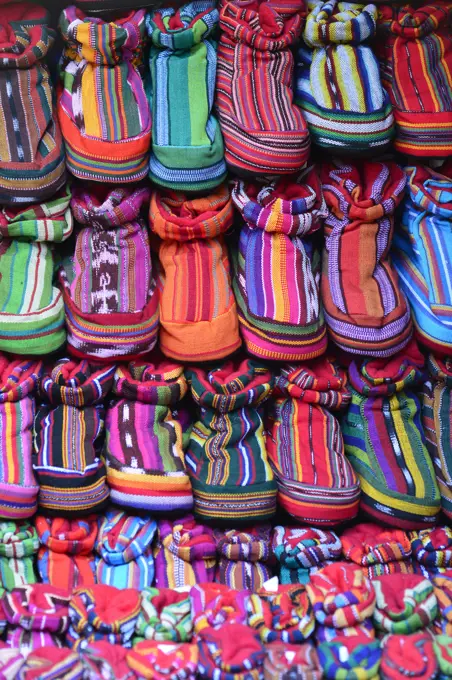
<box><xmin>105</xmin><ymin>361</ymin><xmax>193</xmax><ymax>513</ymax></box>
<box><xmin>423</xmin><ymin>357</ymin><xmax>452</xmax><ymax>520</ymax></box>
<box><xmin>0</xmin><ymin>521</ymin><xmax>38</xmax><ymax>591</ymax></box>
<box><xmin>186</xmin><ymin>359</ymin><xmax>277</xmax><ymax>524</ymax></box>
<box><xmin>147</xmin><ymin>2</ymin><xmax>226</xmax><ymax>192</ymax></box>
<box><xmin>0</xmin><ymin>188</ymin><xmax>72</xmax><ymax>356</ymax></box>
<box><xmin>296</xmin><ymin>0</ymin><xmax>394</xmax><ymax>153</ymax></box>
<box><xmin>372</xmin><ymin>573</ymin><xmax>438</xmax><ymax>635</ymax></box>
<box><xmin>95</xmin><ymin>509</ymin><xmax>157</xmax><ymax>589</ymax></box>
<box><xmin>33</xmin><ymin>359</ymin><xmax>113</xmax><ymax>517</ymax></box>
<box><xmin>231</xmin><ymin>168</ymin><xmax>328</xmax><ymax>361</ymax></box>
<box><xmin>267</xmin><ymin>357</ymin><xmax>360</xmax><ymax>526</ymax></box>
<box><xmin>134</xmin><ymin>587</ymin><xmax>193</xmax><ymax>644</ymax></box>
<box><xmin>377</xmin><ymin>3</ymin><xmax>452</xmax><ymax>158</ymax></box>
<box><xmin>342</xmin><ymin>341</ymin><xmax>441</xmax><ymax>529</ymax></box>
<box><xmin>190</xmin><ymin>583</ymin><xmax>250</xmax><ymax>635</ymax></box>
<box><xmin>150</xmin><ymin>185</ymin><xmax>240</xmax><ymax>362</ymax></box>
<box><xmin>392</xmin><ymin>165</ymin><xmax>452</xmax><ymax>356</ymax></box>
<box><xmin>0</xmin><ymin>357</ymin><xmax>41</xmax><ymax>520</ymax></box>
<box><xmin>341</xmin><ymin>523</ymin><xmax>413</xmax><ymax>579</ymax></box>
<box><xmin>216</xmin><ymin>0</ymin><xmax>309</xmax><ymax>175</ymax></box>
<box><xmin>321</xmin><ymin>161</ymin><xmax>412</xmax><ymax>357</ymax></box>
<box><xmin>35</xmin><ymin>516</ymin><xmax>97</xmax><ymax>590</ymax></box>
<box><xmin>272</xmin><ymin>526</ymin><xmax>342</xmax><ymax>585</ymax></box>
<box><xmin>127</xmin><ymin>640</ymin><xmax>198</xmax><ymax>680</ymax></box>
<box><xmin>60</xmin><ymin>186</ymin><xmax>159</xmax><ymax>360</ymax></box>
<box><xmin>214</xmin><ymin>527</ymin><xmax>273</xmax><ymax>591</ymax></box>
<box><xmin>58</xmin><ymin>6</ymin><xmax>151</xmax><ymax>183</ymax></box>
<box><xmin>0</xmin><ymin>5</ymin><xmax>65</xmax><ymax>204</ymax></box>
<box><xmin>410</xmin><ymin>527</ymin><xmax>452</xmax><ymax>579</ymax></box>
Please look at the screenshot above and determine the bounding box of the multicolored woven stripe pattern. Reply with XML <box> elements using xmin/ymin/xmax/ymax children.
<box><xmin>296</xmin><ymin>1</ymin><xmax>394</xmax><ymax>152</ymax></box>
<box><xmin>216</xmin><ymin>0</ymin><xmax>309</xmax><ymax>175</ymax></box>
<box><xmin>0</xmin><ymin>521</ymin><xmax>38</xmax><ymax>591</ymax></box>
<box><xmin>186</xmin><ymin>360</ymin><xmax>277</xmax><ymax>523</ymax></box>
<box><xmin>410</xmin><ymin>527</ymin><xmax>452</xmax><ymax>577</ymax></box>
<box><xmin>321</xmin><ymin>161</ymin><xmax>412</xmax><ymax>357</ymax></box>
<box><xmin>134</xmin><ymin>587</ymin><xmax>193</xmax><ymax>643</ymax></box>
<box><xmin>267</xmin><ymin>357</ymin><xmax>360</xmax><ymax>526</ymax></box>
<box><xmin>197</xmin><ymin>624</ymin><xmax>265</xmax><ymax>680</ymax></box>
<box><xmin>318</xmin><ymin>637</ymin><xmax>381</xmax><ymax>680</ymax></box>
<box><xmin>150</xmin><ymin>185</ymin><xmax>240</xmax><ymax>362</ymax></box>
<box><xmin>59</xmin><ymin>6</ymin><xmax>151</xmax><ymax>182</ymax></box>
<box><xmin>33</xmin><ymin>359</ymin><xmax>113</xmax><ymax>516</ymax></box>
<box><xmin>105</xmin><ymin>362</ymin><xmax>193</xmax><ymax>512</ymax></box>
<box><xmin>214</xmin><ymin>526</ymin><xmax>273</xmax><ymax>591</ymax></box>
<box><xmin>377</xmin><ymin>3</ymin><xmax>452</xmax><ymax>157</ymax></box>
<box><xmin>264</xmin><ymin>641</ymin><xmax>322</xmax><ymax>680</ymax></box>
<box><xmin>147</xmin><ymin>2</ymin><xmax>226</xmax><ymax>191</ymax></box>
<box><xmin>341</xmin><ymin>523</ymin><xmax>413</xmax><ymax>580</ymax></box>
<box><xmin>128</xmin><ymin>640</ymin><xmax>198</xmax><ymax>680</ymax></box>
<box><xmin>248</xmin><ymin>584</ymin><xmax>315</xmax><ymax>643</ymax></box>
<box><xmin>392</xmin><ymin>165</ymin><xmax>452</xmax><ymax>356</ymax></box>
<box><xmin>231</xmin><ymin>168</ymin><xmax>328</xmax><ymax>361</ymax></box>
<box><xmin>372</xmin><ymin>574</ymin><xmax>438</xmax><ymax>634</ymax></box>
<box><xmin>272</xmin><ymin>526</ymin><xmax>342</xmax><ymax>585</ymax></box>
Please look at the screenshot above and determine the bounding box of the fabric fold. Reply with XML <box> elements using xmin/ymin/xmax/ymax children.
<box><xmin>0</xmin><ymin>521</ymin><xmax>38</xmax><ymax>591</ymax></box>
<box><xmin>134</xmin><ymin>587</ymin><xmax>193</xmax><ymax>643</ymax></box>
<box><xmin>214</xmin><ymin>527</ymin><xmax>273</xmax><ymax>591</ymax></box>
<box><xmin>248</xmin><ymin>584</ymin><xmax>315</xmax><ymax>643</ymax></box>
<box><xmin>341</xmin><ymin>523</ymin><xmax>413</xmax><ymax>579</ymax></box>
<box><xmin>272</xmin><ymin>527</ymin><xmax>342</xmax><ymax>584</ymax></box>
<box><xmin>372</xmin><ymin>573</ymin><xmax>438</xmax><ymax>634</ymax></box>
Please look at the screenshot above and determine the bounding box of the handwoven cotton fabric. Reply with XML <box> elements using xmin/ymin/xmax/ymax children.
<box><xmin>248</xmin><ymin>585</ymin><xmax>315</xmax><ymax>643</ymax></box>
<box><xmin>376</xmin><ymin>4</ymin><xmax>452</xmax><ymax>157</ymax></box>
<box><xmin>0</xmin><ymin>357</ymin><xmax>41</xmax><ymax>520</ymax></box>
<box><xmin>272</xmin><ymin>527</ymin><xmax>342</xmax><ymax>585</ymax></box>
<box><xmin>318</xmin><ymin>636</ymin><xmax>381</xmax><ymax>680</ymax></box>
<box><xmin>0</xmin><ymin>5</ymin><xmax>65</xmax><ymax>204</ymax></box>
<box><xmin>432</xmin><ymin>573</ymin><xmax>452</xmax><ymax>636</ymax></box>
<box><xmin>154</xmin><ymin>516</ymin><xmax>216</xmax><ymax>588</ymax></box>
<box><xmin>0</xmin><ymin>643</ymin><xmax>24</xmax><ymax>679</ymax></box>
<box><xmin>216</xmin><ymin>0</ymin><xmax>309</xmax><ymax>175</ymax></box>
<box><xmin>296</xmin><ymin>1</ymin><xmax>394</xmax><ymax>153</ymax></box>
<box><xmin>434</xmin><ymin>635</ymin><xmax>452</xmax><ymax>680</ymax></box>
<box><xmin>60</xmin><ymin>186</ymin><xmax>158</xmax><ymax>360</ymax></box>
<box><xmin>18</xmin><ymin>648</ymin><xmax>84</xmax><ymax>680</ymax></box>
<box><xmin>134</xmin><ymin>587</ymin><xmax>193</xmax><ymax>643</ymax></box>
<box><xmin>410</xmin><ymin>528</ymin><xmax>452</xmax><ymax>578</ymax></box>
<box><xmin>341</xmin><ymin>524</ymin><xmax>413</xmax><ymax>579</ymax></box>
<box><xmin>264</xmin><ymin>642</ymin><xmax>322</xmax><ymax>680</ymax></box>
<box><xmin>214</xmin><ymin>527</ymin><xmax>272</xmax><ymax>591</ymax></box>
<box><xmin>0</xmin><ymin>188</ymin><xmax>72</xmax><ymax>355</ymax></box>
<box><xmin>0</xmin><ymin>521</ymin><xmax>38</xmax><ymax>591</ymax></box>
<box><xmin>372</xmin><ymin>574</ymin><xmax>438</xmax><ymax>634</ymax></box>
<box><xmin>186</xmin><ymin>359</ymin><xmax>277</xmax><ymax>523</ymax></box>
<box><xmin>380</xmin><ymin>633</ymin><xmax>438</xmax><ymax>680</ymax></box>
<box><xmin>267</xmin><ymin>357</ymin><xmax>360</xmax><ymax>525</ymax></box>
<box><xmin>105</xmin><ymin>362</ymin><xmax>193</xmax><ymax>512</ymax></box>
<box><xmin>95</xmin><ymin>509</ymin><xmax>157</xmax><ymax>589</ymax></box>
<box><xmin>392</xmin><ymin>165</ymin><xmax>452</xmax><ymax>356</ymax></box>
<box><xmin>230</xmin><ymin>168</ymin><xmax>328</xmax><ymax>361</ymax></box>
<box><xmin>35</xmin><ymin>516</ymin><xmax>97</xmax><ymax>590</ymax></box>
<box><xmin>82</xmin><ymin>641</ymin><xmax>136</xmax><ymax>680</ymax></box>
<box><xmin>197</xmin><ymin>623</ymin><xmax>265</xmax><ymax>680</ymax></box>
<box><xmin>423</xmin><ymin>357</ymin><xmax>452</xmax><ymax>519</ymax></box>
<box><xmin>33</xmin><ymin>359</ymin><xmax>113</xmax><ymax>516</ymax></box>
<box><xmin>190</xmin><ymin>583</ymin><xmax>250</xmax><ymax>636</ymax></box>
<box><xmin>127</xmin><ymin>640</ymin><xmax>198</xmax><ymax>680</ymax></box>
<box><xmin>150</xmin><ymin>185</ymin><xmax>240</xmax><ymax>362</ymax></box>
<box><xmin>58</xmin><ymin>7</ymin><xmax>151</xmax><ymax>182</ymax></box>
<box><xmin>67</xmin><ymin>584</ymin><xmax>140</xmax><ymax>650</ymax></box>
<box><xmin>321</xmin><ymin>161</ymin><xmax>411</xmax><ymax>356</ymax></box>
<box><xmin>342</xmin><ymin>342</ymin><xmax>441</xmax><ymax>528</ymax></box>
<box><xmin>147</xmin><ymin>3</ymin><xmax>226</xmax><ymax>191</ymax></box>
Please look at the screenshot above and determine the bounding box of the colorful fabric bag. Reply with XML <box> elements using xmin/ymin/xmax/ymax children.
<box><xmin>0</xmin><ymin>521</ymin><xmax>38</xmax><ymax>591</ymax></box>
<box><xmin>341</xmin><ymin>523</ymin><xmax>413</xmax><ymax>579</ymax></box>
<box><xmin>423</xmin><ymin>357</ymin><xmax>452</xmax><ymax>519</ymax></box>
<box><xmin>0</xmin><ymin>357</ymin><xmax>41</xmax><ymax>520</ymax></box>
<box><xmin>296</xmin><ymin>1</ymin><xmax>394</xmax><ymax>153</ymax></box>
<box><xmin>264</xmin><ymin>642</ymin><xmax>322</xmax><ymax>680</ymax></box>
<box><xmin>33</xmin><ymin>359</ymin><xmax>113</xmax><ymax>516</ymax></box>
<box><xmin>248</xmin><ymin>585</ymin><xmax>314</xmax><ymax>643</ymax></box>
<box><xmin>432</xmin><ymin>574</ymin><xmax>452</xmax><ymax>636</ymax></box>
<box><xmin>82</xmin><ymin>641</ymin><xmax>136</xmax><ymax>680</ymax></box>
<box><xmin>318</xmin><ymin>636</ymin><xmax>381</xmax><ymax>680</ymax></box>
<box><xmin>272</xmin><ymin>527</ymin><xmax>342</xmax><ymax>585</ymax></box>
<box><xmin>434</xmin><ymin>635</ymin><xmax>452</xmax><ymax>680</ymax></box>
<box><xmin>410</xmin><ymin>528</ymin><xmax>452</xmax><ymax>578</ymax></box>
<box><xmin>0</xmin><ymin>5</ymin><xmax>65</xmax><ymax>205</ymax></box>
<box><xmin>392</xmin><ymin>165</ymin><xmax>452</xmax><ymax>356</ymax></box>
<box><xmin>95</xmin><ymin>509</ymin><xmax>157</xmax><ymax>589</ymax></box>
<box><xmin>58</xmin><ymin>6</ymin><xmax>151</xmax><ymax>182</ymax></box>
<box><xmin>134</xmin><ymin>587</ymin><xmax>193</xmax><ymax>643</ymax></box>
<box><xmin>214</xmin><ymin>527</ymin><xmax>272</xmax><ymax>591</ymax></box>
<box><xmin>267</xmin><ymin>357</ymin><xmax>360</xmax><ymax>525</ymax></box>
<box><xmin>0</xmin><ymin>188</ymin><xmax>72</xmax><ymax>355</ymax></box>
<box><xmin>230</xmin><ymin>168</ymin><xmax>328</xmax><ymax>361</ymax></box>
<box><xmin>146</xmin><ymin>2</ymin><xmax>226</xmax><ymax>191</ymax></box>
<box><xmin>380</xmin><ymin>633</ymin><xmax>438</xmax><ymax>680</ymax></box>
<box><xmin>216</xmin><ymin>0</ymin><xmax>309</xmax><ymax>175</ymax></box>
<box><xmin>35</xmin><ymin>516</ymin><xmax>97</xmax><ymax>590</ymax></box>
<box><xmin>342</xmin><ymin>343</ymin><xmax>441</xmax><ymax>529</ymax></box>
<box><xmin>321</xmin><ymin>161</ymin><xmax>411</xmax><ymax>356</ymax></box>
<box><xmin>197</xmin><ymin>623</ymin><xmax>265</xmax><ymax>680</ymax></box>
<box><xmin>377</xmin><ymin>4</ymin><xmax>452</xmax><ymax>157</ymax></box>
<box><xmin>127</xmin><ymin>640</ymin><xmax>198</xmax><ymax>680</ymax></box>
<box><xmin>150</xmin><ymin>185</ymin><xmax>240</xmax><ymax>362</ymax></box>
<box><xmin>154</xmin><ymin>516</ymin><xmax>216</xmax><ymax>588</ymax></box>
<box><xmin>372</xmin><ymin>574</ymin><xmax>438</xmax><ymax>634</ymax></box>
<box><xmin>60</xmin><ymin>186</ymin><xmax>158</xmax><ymax>360</ymax></box>
<box><xmin>18</xmin><ymin>648</ymin><xmax>83</xmax><ymax>680</ymax></box>
<box><xmin>105</xmin><ymin>361</ymin><xmax>193</xmax><ymax>512</ymax></box>
<box><xmin>67</xmin><ymin>584</ymin><xmax>140</xmax><ymax>650</ymax></box>
<box><xmin>190</xmin><ymin>583</ymin><xmax>249</xmax><ymax>636</ymax></box>
<box><xmin>186</xmin><ymin>359</ymin><xmax>277</xmax><ymax>523</ymax></box>
<box><xmin>0</xmin><ymin>643</ymin><xmax>24</xmax><ymax>679</ymax></box>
